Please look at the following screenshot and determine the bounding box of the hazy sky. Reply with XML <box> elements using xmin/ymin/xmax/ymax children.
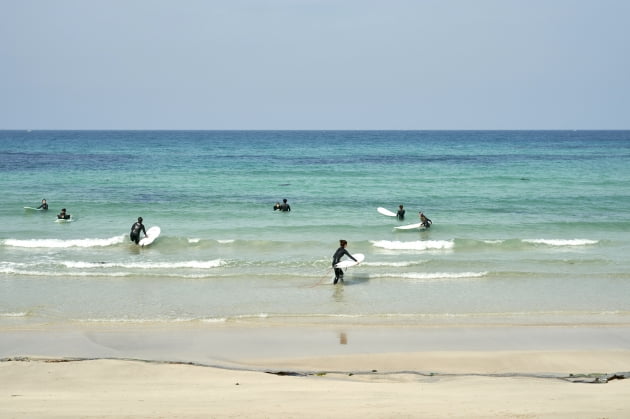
<box><xmin>1</xmin><ymin>0</ymin><xmax>629</xmax><ymax>129</ymax></box>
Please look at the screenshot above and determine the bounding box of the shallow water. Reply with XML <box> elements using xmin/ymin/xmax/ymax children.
<box><xmin>1</xmin><ymin>130</ymin><xmax>629</xmax><ymax>326</ymax></box>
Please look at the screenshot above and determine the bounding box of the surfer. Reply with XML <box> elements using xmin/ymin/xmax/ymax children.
<box><xmin>273</xmin><ymin>202</ymin><xmax>282</xmax><ymax>211</ymax></box>
<box><xmin>332</xmin><ymin>239</ymin><xmax>357</xmax><ymax>284</ymax></box>
<box><xmin>57</xmin><ymin>208</ymin><xmax>71</xmax><ymax>220</ymax></box>
<box><xmin>396</xmin><ymin>204</ymin><xmax>405</xmax><ymax>220</ymax></box>
<box><xmin>419</xmin><ymin>212</ymin><xmax>432</xmax><ymax>228</ymax></box>
<box><xmin>37</xmin><ymin>199</ymin><xmax>48</xmax><ymax>210</ymax></box>
<box><xmin>279</xmin><ymin>198</ymin><xmax>291</xmax><ymax>212</ymax></box>
<box><xmin>130</xmin><ymin>217</ymin><xmax>147</xmax><ymax>245</ymax></box>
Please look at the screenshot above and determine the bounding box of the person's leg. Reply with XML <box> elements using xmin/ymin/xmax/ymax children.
<box><xmin>334</xmin><ymin>268</ymin><xmax>342</xmax><ymax>284</ymax></box>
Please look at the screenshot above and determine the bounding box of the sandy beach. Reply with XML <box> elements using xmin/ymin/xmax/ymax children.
<box><xmin>2</xmin><ymin>323</ymin><xmax>630</xmax><ymax>418</ymax></box>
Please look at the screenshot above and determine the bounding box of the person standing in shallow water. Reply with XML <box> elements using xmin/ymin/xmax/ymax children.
<box><xmin>396</xmin><ymin>204</ymin><xmax>405</xmax><ymax>220</ymax></box>
<box><xmin>279</xmin><ymin>198</ymin><xmax>291</xmax><ymax>212</ymax></box>
<box><xmin>130</xmin><ymin>217</ymin><xmax>147</xmax><ymax>244</ymax></box>
<box><xmin>332</xmin><ymin>239</ymin><xmax>357</xmax><ymax>285</ymax></box>
<box><xmin>37</xmin><ymin>199</ymin><xmax>48</xmax><ymax>210</ymax></box>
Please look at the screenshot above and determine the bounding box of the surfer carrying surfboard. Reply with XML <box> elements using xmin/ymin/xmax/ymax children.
<box><xmin>332</xmin><ymin>239</ymin><xmax>357</xmax><ymax>284</ymax></box>
<box><xmin>130</xmin><ymin>217</ymin><xmax>147</xmax><ymax>245</ymax></box>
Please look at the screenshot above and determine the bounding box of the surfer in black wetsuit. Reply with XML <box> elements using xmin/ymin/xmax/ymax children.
<box><xmin>273</xmin><ymin>202</ymin><xmax>282</xmax><ymax>211</ymax></box>
<box><xmin>396</xmin><ymin>204</ymin><xmax>405</xmax><ymax>220</ymax></box>
<box><xmin>130</xmin><ymin>217</ymin><xmax>147</xmax><ymax>244</ymax></box>
<box><xmin>279</xmin><ymin>198</ymin><xmax>291</xmax><ymax>212</ymax></box>
<box><xmin>37</xmin><ymin>199</ymin><xmax>48</xmax><ymax>210</ymax></box>
<box><xmin>419</xmin><ymin>212</ymin><xmax>432</xmax><ymax>228</ymax></box>
<box><xmin>57</xmin><ymin>208</ymin><xmax>71</xmax><ymax>219</ymax></box>
<box><xmin>332</xmin><ymin>239</ymin><xmax>358</xmax><ymax>284</ymax></box>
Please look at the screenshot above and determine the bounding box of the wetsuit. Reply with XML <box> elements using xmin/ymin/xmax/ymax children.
<box><xmin>396</xmin><ymin>209</ymin><xmax>405</xmax><ymax>220</ymax></box>
<box><xmin>37</xmin><ymin>203</ymin><xmax>48</xmax><ymax>210</ymax></box>
<box><xmin>130</xmin><ymin>222</ymin><xmax>146</xmax><ymax>244</ymax></box>
<box><xmin>332</xmin><ymin>247</ymin><xmax>357</xmax><ymax>284</ymax></box>
<box><xmin>280</xmin><ymin>202</ymin><xmax>291</xmax><ymax>212</ymax></box>
<box><xmin>421</xmin><ymin>215</ymin><xmax>432</xmax><ymax>228</ymax></box>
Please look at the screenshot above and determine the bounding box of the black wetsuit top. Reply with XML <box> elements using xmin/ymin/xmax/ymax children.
<box><xmin>130</xmin><ymin>222</ymin><xmax>146</xmax><ymax>237</ymax></box>
<box><xmin>280</xmin><ymin>203</ymin><xmax>291</xmax><ymax>212</ymax></box>
<box><xmin>396</xmin><ymin>209</ymin><xmax>405</xmax><ymax>220</ymax></box>
<box><xmin>38</xmin><ymin>203</ymin><xmax>48</xmax><ymax>210</ymax></box>
<box><xmin>332</xmin><ymin>247</ymin><xmax>357</xmax><ymax>267</ymax></box>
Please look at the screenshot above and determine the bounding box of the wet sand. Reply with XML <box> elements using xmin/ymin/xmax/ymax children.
<box><xmin>2</xmin><ymin>323</ymin><xmax>630</xmax><ymax>418</ymax></box>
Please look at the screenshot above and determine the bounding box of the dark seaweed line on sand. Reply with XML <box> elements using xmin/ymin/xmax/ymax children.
<box><xmin>3</xmin><ymin>356</ymin><xmax>628</xmax><ymax>384</ymax></box>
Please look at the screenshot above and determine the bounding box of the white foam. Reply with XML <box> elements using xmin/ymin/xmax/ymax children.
<box><xmin>371</xmin><ymin>240</ymin><xmax>454</xmax><ymax>251</ymax></box>
<box><xmin>362</xmin><ymin>261</ymin><xmax>427</xmax><ymax>267</ymax></box>
<box><xmin>375</xmin><ymin>271</ymin><xmax>488</xmax><ymax>281</ymax></box>
<box><xmin>0</xmin><ymin>312</ymin><xmax>28</xmax><ymax>317</ymax></box>
<box><xmin>61</xmin><ymin>259</ymin><xmax>226</xmax><ymax>269</ymax></box>
<box><xmin>201</xmin><ymin>317</ymin><xmax>228</xmax><ymax>323</ymax></box>
<box><xmin>4</xmin><ymin>235</ymin><xmax>126</xmax><ymax>248</ymax></box>
<box><xmin>78</xmin><ymin>317</ymin><xmax>193</xmax><ymax>324</ymax></box>
<box><xmin>523</xmin><ymin>239</ymin><xmax>598</xmax><ymax>246</ymax></box>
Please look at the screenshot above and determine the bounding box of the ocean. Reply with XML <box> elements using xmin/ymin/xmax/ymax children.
<box><xmin>1</xmin><ymin>130</ymin><xmax>629</xmax><ymax>327</ymax></box>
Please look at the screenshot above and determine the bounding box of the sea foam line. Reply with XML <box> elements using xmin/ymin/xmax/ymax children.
<box><xmin>371</xmin><ymin>240</ymin><xmax>454</xmax><ymax>251</ymax></box>
<box><xmin>362</xmin><ymin>261</ymin><xmax>428</xmax><ymax>267</ymax></box>
<box><xmin>523</xmin><ymin>239</ymin><xmax>599</xmax><ymax>246</ymax></box>
<box><xmin>0</xmin><ymin>312</ymin><xmax>29</xmax><ymax>318</ymax></box>
<box><xmin>3</xmin><ymin>235</ymin><xmax>126</xmax><ymax>248</ymax></box>
<box><xmin>373</xmin><ymin>271</ymin><xmax>488</xmax><ymax>281</ymax></box>
<box><xmin>60</xmin><ymin>260</ymin><xmax>226</xmax><ymax>269</ymax></box>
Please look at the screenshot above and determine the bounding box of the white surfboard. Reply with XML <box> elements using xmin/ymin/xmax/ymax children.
<box><xmin>394</xmin><ymin>222</ymin><xmax>426</xmax><ymax>230</ymax></box>
<box><xmin>24</xmin><ymin>206</ymin><xmax>43</xmax><ymax>211</ymax></box>
<box><xmin>55</xmin><ymin>217</ymin><xmax>73</xmax><ymax>223</ymax></box>
<box><xmin>334</xmin><ymin>253</ymin><xmax>365</xmax><ymax>268</ymax></box>
<box><xmin>377</xmin><ymin>207</ymin><xmax>397</xmax><ymax>217</ymax></box>
<box><xmin>139</xmin><ymin>226</ymin><xmax>161</xmax><ymax>247</ymax></box>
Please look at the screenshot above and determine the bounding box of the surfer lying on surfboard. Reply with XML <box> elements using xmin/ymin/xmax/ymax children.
<box><xmin>57</xmin><ymin>208</ymin><xmax>71</xmax><ymax>220</ymax></box>
<box><xmin>332</xmin><ymin>239</ymin><xmax>358</xmax><ymax>285</ymax></box>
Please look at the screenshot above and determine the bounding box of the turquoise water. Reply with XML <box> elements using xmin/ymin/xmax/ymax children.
<box><xmin>1</xmin><ymin>130</ymin><xmax>630</xmax><ymax>326</ymax></box>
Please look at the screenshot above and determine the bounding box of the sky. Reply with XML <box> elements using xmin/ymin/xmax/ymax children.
<box><xmin>1</xmin><ymin>0</ymin><xmax>629</xmax><ymax>130</ymax></box>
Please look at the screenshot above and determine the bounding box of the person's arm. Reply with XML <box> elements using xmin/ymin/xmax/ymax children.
<box><xmin>345</xmin><ymin>249</ymin><xmax>357</xmax><ymax>262</ymax></box>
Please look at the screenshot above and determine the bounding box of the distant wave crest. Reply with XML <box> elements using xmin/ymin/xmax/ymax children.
<box><xmin>523</xmin><ymin>239</ymin><xmax>598</xmax><ymax>246</ymax></box>
<box><xmin>374</xmin><ymin>271</ymin><xmax>488</xmax><ymax>281</ymax></box>
<box><xmin>61</xmin><ymin>260</ymin><xmax>226</xmax><ymax>269</ymax></box>
<box><xmin>370</xmin><ymin>240</ymin><xmax>454</xmax><ymax>251</ymax></box>
<box><xmin>3</xmin><ymin>235</ymin><xmax>126</xmax><ymax>248</ymax></box>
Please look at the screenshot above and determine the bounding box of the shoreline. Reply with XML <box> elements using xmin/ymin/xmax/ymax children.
<box><xmin>2</xmin><ymin>322</ymin><xmax>630</xmax><ymax>372</ymax></box>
